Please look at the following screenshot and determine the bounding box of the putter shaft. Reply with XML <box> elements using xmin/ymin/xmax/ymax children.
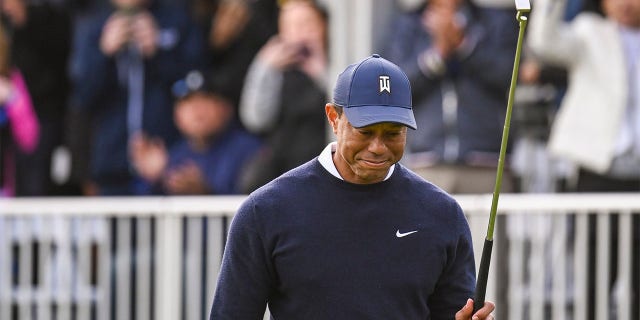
<box><xmin>472</xmin><ymin>8</ymin><xmax>529</xmax><ymax>314</ymax></box>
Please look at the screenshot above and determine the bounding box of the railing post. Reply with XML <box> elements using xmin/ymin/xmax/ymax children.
<box><xmin>617</xmin><ymin>212</ymin><xmax>632</xmax><ymax>320</ymax></box>
<box><xmin>596</xmin><ymin>213</ymin><xmax>611</xmax><ymax>320</ymax></box>
<box><xmin>155</xmin><ymin>213</ymin><xmax>183</xmax><ymax>320</ymax></box>
<box><xmin>0</xmin><ymin>218</ymin><xmax>11</xmax><ymax>320</ymax></box>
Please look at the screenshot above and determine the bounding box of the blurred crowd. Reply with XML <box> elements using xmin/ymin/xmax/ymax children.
<box><xmin>0</xmin><ymin>0</ymin><xmax>637</xmax><ymax>198</ymax></box>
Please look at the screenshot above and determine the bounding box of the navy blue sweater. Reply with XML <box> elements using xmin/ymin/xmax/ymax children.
<box><xmin>211</xmin><ymin>159</ymin><xmax>475</xmax><ymax>319</ymax></box>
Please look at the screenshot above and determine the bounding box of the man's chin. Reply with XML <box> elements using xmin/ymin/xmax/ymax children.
<box><xmin>354</xmin><ymin>168</ymin><xmax>389</xmax><ymax>183</ymax></box>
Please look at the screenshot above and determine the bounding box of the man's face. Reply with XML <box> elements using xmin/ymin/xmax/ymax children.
<box><xmin>279</xmin><ymin>1</ymin><xmax>326</xmax><ymax>48</ymax></box>
<box><xmin>326</xmin><ymin>104</ymin><xmax>407</xmax><ymax>184</ymax></box>
<box><xmin>603</xmin><ymin>0</ymin><xmax>640</xmax><ymax>28</ymax></box>
<box><xmin>428</xmin><ymin>0</ymin><xmax>464</xmax><ymax>11</ymax></box>
<box><xmin>1</xmin><ymin>0</ymin><xmax>26</xmax><ymax>27</ymax></box>
<box><xmin>111</xmin><ymin>0</ymin><xmax>148</xmax><ymax>11</ymax></box>
<box><xmin>175</xmin><ymin>93</ymin><xmax>231</xmax><ymax>141</ymax></box>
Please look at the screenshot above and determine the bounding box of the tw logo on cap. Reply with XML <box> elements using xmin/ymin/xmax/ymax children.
<box><xmin>379</xmin><ymin>75</ymin><xmax>391</xmax><ymax>94</ymax></box>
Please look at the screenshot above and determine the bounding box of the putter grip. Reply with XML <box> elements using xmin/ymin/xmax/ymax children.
<box><xmin>473</xmin><ymin>238</ymin><xmax>493</xmax><ymax>314</ymax></box>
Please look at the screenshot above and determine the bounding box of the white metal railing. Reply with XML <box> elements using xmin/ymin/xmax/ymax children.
<box><xmin>0</xmin><ymin>193</ymin><xmax>639</xmax><ymax>320</ymax></box>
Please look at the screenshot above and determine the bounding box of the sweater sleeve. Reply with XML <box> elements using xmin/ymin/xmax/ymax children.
<box><xmin>527</xmin><ymin>0</ymin><xmax>583</xmax><ymax>67</ymax></box>
<box><xmin>428</xmin><ymin>203</ymin><xmax>476</xmax><ymax>320</ymax></box>
<box><xmin>210</xmin><ymin>196</ymin><xmax>274</xmax><ymax>319</ymax></box>
<box><xmin>239</xmin><ymin>57</ymin><xmax>284</xmax><ymax>133</ymax></box>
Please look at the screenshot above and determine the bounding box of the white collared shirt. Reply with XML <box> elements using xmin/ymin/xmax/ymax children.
<box><xmin>318</xmin><ymin>142</ymin><xmax>395</xmax><ymax>181</ymax></box>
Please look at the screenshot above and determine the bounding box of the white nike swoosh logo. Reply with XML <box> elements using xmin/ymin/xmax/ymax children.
<box><xmin>396</xmin><ymin>230</ymin><xmax>419</xmax><ymax>238</ymax></box>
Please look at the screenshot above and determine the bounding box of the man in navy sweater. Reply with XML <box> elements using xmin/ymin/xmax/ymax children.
<box><xmin>210</xmin><ymin>54</ymin><xmax>495</xmax><ymax>319</ymax></box>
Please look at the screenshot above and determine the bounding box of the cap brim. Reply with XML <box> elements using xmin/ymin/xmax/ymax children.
<box><xmin>343</xmin><ymin>105</ymin><xmax>417</xmax><ymax>130</ymax></box>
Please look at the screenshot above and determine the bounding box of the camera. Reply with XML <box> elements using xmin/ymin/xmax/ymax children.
<box><xmin>297</xmin><ymin>44</ymin><xmax>311</xmax><ymax>59</ymax></box>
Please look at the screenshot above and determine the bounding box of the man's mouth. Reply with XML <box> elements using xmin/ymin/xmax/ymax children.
<box><xmin>361</xmin><ymin>159</ymin><xmax>388</xmax><ymax>168</ymax></box>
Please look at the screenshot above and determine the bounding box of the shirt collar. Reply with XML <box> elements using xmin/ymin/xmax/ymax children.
<box><xmin>318</xmin><ymin>142</ymin><xmax>395</xmax><ymax>181</ymax></box>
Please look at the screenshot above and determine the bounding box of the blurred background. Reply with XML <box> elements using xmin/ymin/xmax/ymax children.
<box><xmin>0</xmin><ymin>0</ymin><xmax>638</xmax><ymax>319</ymax></box>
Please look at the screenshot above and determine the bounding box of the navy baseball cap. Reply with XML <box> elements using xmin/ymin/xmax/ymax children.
<box><xmin>333</xmin><ymin>54</ymin><xmax>417</xmax><ymax>130</ymax></box>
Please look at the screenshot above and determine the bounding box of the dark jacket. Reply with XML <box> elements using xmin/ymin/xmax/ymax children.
<box><xmin>161</xmin><ymin>124</ymin><xmax>263</xmax><ymax>195</ymax></box>
<box><xmin>271</xmin><ymin>69</ymin><xmax>327</xmax><ymax>172</ymax></box>
<box><xmin>71</xmin><ymin>2</ymin><xmax>206</xmax><ymax>191</ymax></box>
<box><xmin>386</xmin><ymin>5</ymin><xmax>518</xmax><ymax>167</ymax></box>
<box><xmin>9</xmin><ymin>3</ymin><xmax>71</xmax><ymax>123</ymax></box>
<box><xmin>240</xmin><ymin>69</ymin><xmax>327</xmax><ymax>193</ymax></box>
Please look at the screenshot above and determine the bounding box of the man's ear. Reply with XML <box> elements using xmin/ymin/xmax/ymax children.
<box><xmin>325</xmin><ymin>103</ymin><xmax>339</xmax><ymax>132</ymax></box>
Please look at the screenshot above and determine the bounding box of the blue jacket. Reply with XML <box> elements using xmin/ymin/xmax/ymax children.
<box><xmin>70</xmin><ymin>2</ymin><xmax>206</xmax><ymax>190</ymax></box>
<box><xmin>386</xmin><ymin>6</ymin><xmax>518</xmax><ymax>166</ymax></box>
<box><xmin>162</xmin><ymin>125</ymin><xmax>263</xmax><ymax>195</ymax></box>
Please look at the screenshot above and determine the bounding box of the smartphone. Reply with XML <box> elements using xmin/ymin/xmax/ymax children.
<box><xmin>298</xmin><ymin>44</ymin><xmax>311</xmax><ymax>59</ymax></box>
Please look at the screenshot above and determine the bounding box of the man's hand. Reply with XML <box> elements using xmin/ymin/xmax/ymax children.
<box><xmin>0</xmin><ymin>76</ymin><xmax>14</xmax><ymax>105</ymax></box>
<box><xmin>455</xmin><ymin>298</ymin><xmax>495</xmax><ymax>320</ymax></box>
<box><xmin>422</xmin><ymin>2</ymin><xmax>464</xmax><ymax>59</ymax></box>
<box><xmin>163</xmin><ymin>161</ymin><xmax>210</xmax><ymax>195</ymax></box>
<box><xmin>209</xmin><ymin>0</ymin><xmax>250</xmax><ymax>50</ymax></box>
<box><xmin>130</xmin><ymin>11</ymin><xmax>159</xmax><ymax>57</ymax></box>
<box><xmin>129</xmin><ymin>133</ymin><xmax>168</xmax><ymax>183</ymax></box>
<box><xmin>257</xmin><ymin>36</ymin><xmax>307</xmax><ymax>70</ymax></box>
<box><xmin>100</xmin><ymin>12</ymin><xmax>131</xmax><ymax>56</ymax></box>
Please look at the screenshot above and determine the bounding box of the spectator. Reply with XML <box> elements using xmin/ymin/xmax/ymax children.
<box><xmin>384</xmin><ymin>0</ymin><xmax>519</xmax><ymax>194</ymax></box>
<box><xmin>189</xmin><ymin>0</ymin><xmax>278</xmax><ymax>108</ymax></box>
<box><xmin>528</xmin><ymin>0</ymin><xmax>640</xmax><ymax>192</ymax></box>
<box><xmin>129</xmin><ymin>70</ymin><xmax>263</xmax><ymax>195</ymax></box>
<box><xmin>511</xmin><ymin>0</ymin><xmax>606</xmax><ymax>194</ymax></box>
<box><xmin>0</xmin><ymin>20</ymin><xmax>39</xmax><ymax>197</ymax></box>
<box><xmin>528</xmin><ymin>0</ymin><xmax>640</xmax><ymax>318</ymax></box>
<box><xmin>238</xmin><ymin>0</ymin><xmax>329</xmax><ymax>193</ymax></box>
<box><xmin>70</xmin><ymin>0</ymin><xmax>206</xmax><ymax>195</ymax></box>
<box><xmin>1</xmin><ymin>0</ymin><xmax>71</xmax><ymax>196</ymax></box>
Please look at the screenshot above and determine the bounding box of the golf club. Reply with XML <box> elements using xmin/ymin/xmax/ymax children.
<box><xmin>472</xmin><ymin>0</ymin><xmax>530</xmax><ymax>314</ymax></box>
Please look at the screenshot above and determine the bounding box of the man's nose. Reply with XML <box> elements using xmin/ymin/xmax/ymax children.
<box><xmin>368</xmin><ymin>135</ymin><xmax>389</xmax><ymax>154</ymax></box>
